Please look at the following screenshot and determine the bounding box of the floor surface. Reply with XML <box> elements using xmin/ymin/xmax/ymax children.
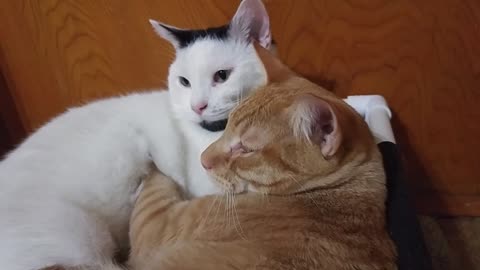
<box><xmin>419</xmin><ymin>216</ymin><xmax>480</xmax><ymax>270</ymax></box>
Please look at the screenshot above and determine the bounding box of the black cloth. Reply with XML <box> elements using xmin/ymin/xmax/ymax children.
<box><xmin>379</xmin><ymin>142</ymin><xmax>433</xmax><ymax>270</ymax></box>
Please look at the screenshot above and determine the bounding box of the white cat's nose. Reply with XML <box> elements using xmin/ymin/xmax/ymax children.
<box><xmin>192</xmin><ymin>102</ymin><xmax>208</xmax><ymax>115</ymax></box>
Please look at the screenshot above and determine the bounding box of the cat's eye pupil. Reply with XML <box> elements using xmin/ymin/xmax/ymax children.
<box><xmin>213</xmin><ymin>69</ymin><xmax>231</xmax><ymax>83</ymax></box>
<box><xmin>179</xmin><ymin>76</ymin><xmax>190</xmax><ymax>87</ymax></box>
<box><xmin>217</xmin><ymin>70</ymin><xmax>227</xmax><ymax>80</ymax></box>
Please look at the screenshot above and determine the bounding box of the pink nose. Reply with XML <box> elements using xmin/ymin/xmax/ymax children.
<box><xmin>192</xmin><ymin>102</ymin><xmax>208</xmax><ymax>115</ymax></box>
<box><xmin>201</xmin><ymin>156</ymin><xmax>213</xmax><ymax>170</ymax></box>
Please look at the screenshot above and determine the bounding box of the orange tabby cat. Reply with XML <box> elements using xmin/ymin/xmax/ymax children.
<box><xmin>42</xmin><ymin>46</ymin><xmax>396</xmax><ymax>270</ymax></box>
<box><xmin>126</xmin><ymin>71</ymin><xmax>397</xmax><ymax>269</ymax></box>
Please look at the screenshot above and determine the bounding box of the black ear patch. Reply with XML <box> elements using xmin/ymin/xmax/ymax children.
<box><xmin>159</xmin><ymin>22</ymin><xmax>277</xmax><ymax>50</ymax></box>
<box><xmin>163</xmin><ymin>24</ymin><xmax>230</xmax><ymax>49</ymax></box>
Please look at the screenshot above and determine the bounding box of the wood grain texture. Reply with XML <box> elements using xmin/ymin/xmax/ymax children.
<box><xmin>0</xmin><ymin>0</ymin><xmax>479</xmax><ymax>215</ymax></box>
<box><xmin>0</xmin><ymin>121</ymin><xmax>10</xmax><ymax>157</ymax></box>
<box><xmin>0</xmin><ymin>68</ymin><xmax>25</xmax><ymax>156</ymax></box>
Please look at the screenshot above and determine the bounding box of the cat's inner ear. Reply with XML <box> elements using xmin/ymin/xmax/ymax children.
<box><xmin>149</xmin><ymin>19</ymin><xmax>185</xmax><ymax>49</ymax></box>
<box><xmin>290</xmin><ymin>95</ymin><xmax>342</xmax><ymax>158</ymax></box>
<box><xmin>229</xmin><ymin>0</ymin><xmax>272</xmax><ymax>48</ymax></box>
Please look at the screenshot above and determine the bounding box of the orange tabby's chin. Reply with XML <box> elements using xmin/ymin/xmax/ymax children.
<box><xmin>211</xmin><ymin>176</ymin><xmax>249</xmax><ymax>194</ymax></box>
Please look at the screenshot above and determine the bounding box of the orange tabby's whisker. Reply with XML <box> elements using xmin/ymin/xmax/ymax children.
<box><xmin>232</xmin><ymin>192</ymin><xmax>247</xmax><ymax>240</ymax></box>
<box><xmin>263</xmin><ymin>191</ymin><xmax>270</xmax><ymax>205</ymax></box>
<box><xmin>197</xmin><ymin>194</ymin><xmax>220</xmax><ymax>236</ymax></box>
<box><xmin>228</xmin><ymin>190</ymin><xmax>236</xmax><ymax>229</ymax></box>
<box><xmin>227</xmin><ymin>190</ymin><xmax>235</xmax><ymax>230</ymax></box>
<box><xmin>224</xmin><ymin>191</ymin><xmax>229</xmax><ymax>229</ymax></box>
<box><xmin>288</xmin><ymin>175</ymin><xmax>321</xmax><ymax>209</ymax></box>
<box><xmin>212</xmin><ymin>192</ymin><xmax>224</xmax><ymax>224</ymax></box>
<box><xmin>222</xmin><ymin>190</ymin><xmax>230</xmax><ymax>229</ymax></box>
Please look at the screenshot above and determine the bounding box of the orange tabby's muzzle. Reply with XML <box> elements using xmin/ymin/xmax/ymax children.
<box><xmin>201</xmin><ymin>138</ymin><xmax>229</xmax><ymax>171</ymax></box>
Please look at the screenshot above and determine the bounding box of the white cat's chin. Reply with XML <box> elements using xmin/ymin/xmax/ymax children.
<box><xmin>170</xmin><ymin>103</ymin><xmax>226</xmax><ymax>123</ymax></box>
<box><xmin>171</xmin><ymin>106</ymin><xmax>202</xmax><ymax>124</ymax></box>
<box><xmin>201</xmin><ymin>112</ymin><xmax>230</xmax><ymax>123</ymax></box>
<box><xmin>171</xmin><ymin>104</ymin><xmax>232</xmax><ymax>132</ymax></box>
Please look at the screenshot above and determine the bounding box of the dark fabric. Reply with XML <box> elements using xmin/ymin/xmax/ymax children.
<box><xmin>378</xmin><ymin>142</ymin><xmax>433</xmax><ymax>270</ymax></box>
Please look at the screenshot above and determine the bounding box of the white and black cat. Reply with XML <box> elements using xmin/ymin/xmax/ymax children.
<box><xmin>0</xmin><ymin>0</ymin><xmax>273</xmax><ymax>269</ymax></box>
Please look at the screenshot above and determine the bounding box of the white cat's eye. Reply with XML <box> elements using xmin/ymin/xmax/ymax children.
<box><xmin>213</xmin><ymin>69</ymin><xmax>232</xmax><ymax>84</ymax></box>
<box><xmin>179</xmin><ymin>76</ymin><xmax>190</xmax><ymax>87</ymax></box>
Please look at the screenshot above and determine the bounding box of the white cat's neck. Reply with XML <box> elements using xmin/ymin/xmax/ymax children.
<box><xmin>174</xmin><ymin>118</ymin><xmax>223</xmax><ymax>197</ymax></box>
<box><xmin>128</xmin><ymin>91</ymin><xmax>222</xmax><ymax>197</ymax></box>
<box><xmin>178</xmin><ymin>119</ymin><xmax>223</xmax><ymax>146</ymax></box>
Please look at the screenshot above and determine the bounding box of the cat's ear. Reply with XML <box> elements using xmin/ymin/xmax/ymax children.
<box><xmin>229</xmin><ymin>0</ymin><xmax>272</xmax><ymax>48</ymax></box>
<box><xmin>290</xmin><ymin>95</ymin><xmax>342</xmax><ymax>158</ymax></box>
<box><xmin>149</xmin><ymin>19</ymin><xmax>184</xmax><ymax>49</ymax></box>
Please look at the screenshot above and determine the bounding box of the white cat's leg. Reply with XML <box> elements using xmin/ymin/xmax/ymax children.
<box><xmin>0</xmin><ymin>199</ymin><xmax>116</xmax><ymax>270</ymax></box>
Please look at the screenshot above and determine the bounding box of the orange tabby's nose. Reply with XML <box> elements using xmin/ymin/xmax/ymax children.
<box><xmin>201</xmin><ymin>141</ymin><xmax>231</xmax><ymax>171</ymax></box>
<box><xmin>201</xmin><ymin>155</ymin><xmax>213</xmax><ymax>170</ymax></box>
<box><xmin>201</xmin><ymin>149</ymin><xmax>229</xmax><ymax>171</ymax></box>
<box><xmin>201</xmin><ymin>148</ymin><xmax>219</xmax><ymax>170</ymax></box>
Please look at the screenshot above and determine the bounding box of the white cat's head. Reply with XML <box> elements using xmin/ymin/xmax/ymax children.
<box><xmin>150</xmin><ymin>0</ymin><xmax>272</xmax><ymax>131</ymax></box>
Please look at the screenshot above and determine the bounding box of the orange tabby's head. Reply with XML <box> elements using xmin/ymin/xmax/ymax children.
<box><xmin>201</xmin><ymin>76</ymin><xmax>376</xmax><ymax>195</ymax></box>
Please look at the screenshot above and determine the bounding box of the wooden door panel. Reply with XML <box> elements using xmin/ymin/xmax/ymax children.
<box><xmin>0</xmin><ymin>0</ymin><xmax>479</xmax><ymax>215</ymax></box>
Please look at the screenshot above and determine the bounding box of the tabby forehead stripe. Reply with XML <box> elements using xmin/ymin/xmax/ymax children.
<box><xmin>231</xmin><ymin>97</ymin><xmax>275</xmax><ymax>127</ymax></box>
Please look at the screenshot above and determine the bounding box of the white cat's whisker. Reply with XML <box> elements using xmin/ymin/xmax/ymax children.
<box><xmin>234</xmin><ymin>87</ymin><xmax>243</xmax><ymax>105</ymax></box>
<box><xmin>240</xmin><ymin>88</ymin><xmax>245</xmax><ymax>103</ymax></box>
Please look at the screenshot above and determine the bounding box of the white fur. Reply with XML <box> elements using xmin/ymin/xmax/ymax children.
<box><xmin>0</xmin><ymin>1</ymin><xmax>271</xmax><ymax>269</ymax></box>
<box><xmin>291</xmin><ymin>100</ymin><xmax>317</xmax><ymax>141</ymax></box>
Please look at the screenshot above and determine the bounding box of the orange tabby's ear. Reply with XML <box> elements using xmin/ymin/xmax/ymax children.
<box><xmin>253</xmin><ymin>42</ymin><xmax>294</xmax><ymax>83</ymax></box>
<box><xmin>289</xmin><ymin>95</ymin><xmax>342</xmax><ymax>158</ymax></box>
